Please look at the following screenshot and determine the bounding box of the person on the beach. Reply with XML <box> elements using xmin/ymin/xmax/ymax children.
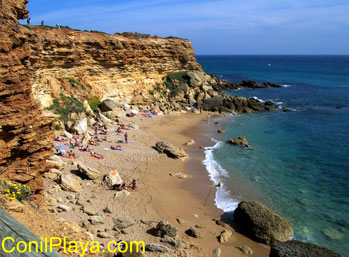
<box><xmin>111</xmin><ymin>145</ymin><xmax>122</xmax><ymax>150</ymax></box>
<box><xmin>59</xmin><ymin>149</ymin><xmax>66</xmax><ymax>157</ymax></box>
<box><xmin>129</xmin><ymin>180</ymin><xmax>137</xmax><ymax>190</ymax></box>
<box><xmin>27</xmin><ymin>18</ymin><xmax>31</xmax><ymax>26</ymax></box>
<box><xmin>208</xmin><ymin>113</ymin><xmax>211</xmax><ymax>122</ymax></box>
<box><xmin>94</xmin><ymin>125</ymin><xmax>98</xmax><ymax>135</ymax></box>
<box><xmin>119</xmin><ymin>183</ymin><xmax>129</xmax><ymax>191</ymax></box>
<box><xmin>124</xmin><ymin>132</ymin><xmax>128</xmax><ymax>143</ymax></box>
<box><xmin>41</xmin><ymin>20</ymin><xmax>44</xmax><ymax>27</ymax></box>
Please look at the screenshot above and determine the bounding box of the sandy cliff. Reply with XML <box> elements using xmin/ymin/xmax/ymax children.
<box><xmin>25</xmin><ymin>27</ymin><xmax>202</xmax><ymax>107</ymax></box>
<box><xmin>0</xmin><ymin>0</ymin><xmax>55</xmax><ymax>201</ymax></box>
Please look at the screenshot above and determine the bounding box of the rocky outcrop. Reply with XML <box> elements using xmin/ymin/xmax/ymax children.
<box><xmin>22</xmin><ymin>26</ymin><xmax>202</xmax><ymax>108</ymax></box>
<box><xmin>234</xmin><ymin>201</ymin><xmax>294</xmax><ymax>244</ymax></box>
<box><xmin>154</xmin><ymin>220</ymin><xmax>179</xmax><ymax>238</ymax></box>
<box><xmin>269</xmin><ymin>240</ymin><xmax>341</xmax><ymax>257</ymax></box>
<box><xmin>0</xmin><ymin>0</ymin><xmax>55</xmax><ymax>201</ymax></box>
<box><xmin>154</xmin><ymin>141</ymin><xmax>189</xmax><ymax>160</ymax></box>
<box><xmin>228</xmin><ymin>136</ymin><xmax>250</xmax><ymax>147</ymax></box>
<box><xmin>77</xmin><ymin>162</ymin><xmax>101</xmax><ymax>180</ymax></box>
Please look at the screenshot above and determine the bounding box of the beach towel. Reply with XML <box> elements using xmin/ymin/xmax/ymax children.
<box><xmin>89</xmin><ymin>154</ymin><xmax>104</xmax><ymax>160</ymax></box>
<box><xmin>117</xmin><ymin>140</ymin><xmax>132</xmax><ymax>144</ymax></box>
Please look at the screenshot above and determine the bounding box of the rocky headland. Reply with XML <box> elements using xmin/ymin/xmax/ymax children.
<box><xmin>0</xmin><ymin>0</ymin><xmax>342</xmax><ymax>256</ymax></box>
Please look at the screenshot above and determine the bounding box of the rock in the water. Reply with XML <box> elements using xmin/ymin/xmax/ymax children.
<box><xmin>184</xmin><ymin>139</ymin><xmax>195</xmax><ymax>146</ymax></box>
<box><xmin>218</xmin><ymin>230</ymin><xmax>232</xmax><ymax>243</ymax></box>
<box><xmin>228</xmin><ymin>136</ymin><xmax>249</xmax><ymax>147</ymax></box>
<box><xmin>218</xmin><ymin>129</ymin><xmax>225</xmax><ymax>134</ymax></box>
<box><xmin>104</xmin><ymin>170</ymin><xmax>123</xmax><ymax>188</ymax></box>
<box><xmin>155</xmin><ymin>220</ymin><xmax>179</xmax><ymax>238</ymax></box>
<box><xmin>236</xmin><ymin>245</ymin><xmax>253</xmax><ymax>255</ymax></box>
<box><xmin>154</xmin><ymin>141</ymin><xmax>189</xmax><ymax>160</ymax></box>
<box><xmin>186</xmin><ymin>227</ymin><xmax>201</xmax><ymax>238</ymax></box>
<box><xmin>269</xmin><ymin>240</ymin><xmax>341</xmax><ymax>257</ymax></box>
<box><xmin>145</xmin><ymin>244</ymin><xmax>168</xmax><ymax>252</ymax></box>
<box><xmin>59</xmin><ymin>174</ymin><xmax>82</xmax><ymax>192</ymax></box>
<box><xmin>77</xmin><ymin>162</ymin><xmax>101</xmax><ymax>180</ymax></box>
<box><xmin>213</xmin><ymin>248</ymin><xmax>221</xmax><ymax>257</ymax></box>
<box><xmin>113</xmin><ymin>218</ymin><xmax>135</xmax><ymax>229</ymax></box>
<box><xmin>234</xmin><ymin>201</ymin><xmax>294</xmax><ymax>244</ymax></box>
<box><xmin>322</xmin><ymin>228</ymin><xmax>343</xmax><ymax>240</ymax></box>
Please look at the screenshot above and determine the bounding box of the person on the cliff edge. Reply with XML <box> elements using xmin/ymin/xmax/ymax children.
<box><xmin>41</xmin><ymin>20</ymin><xmax>44</xmax><ymax>27</ymax></box>
<box><xmin>27</xmin><ymin>18</ymin><xmax>31</xmax><ymax>26</ymax></box>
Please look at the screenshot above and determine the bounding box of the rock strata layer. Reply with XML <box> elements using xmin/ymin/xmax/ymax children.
<box><xmin>0</xmin><ymin>0</ymin><xmax>55</xmax><ymax>201</ymax></box>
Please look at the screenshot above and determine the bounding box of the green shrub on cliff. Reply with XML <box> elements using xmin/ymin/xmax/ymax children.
<box><xmin>62</xmin><ymin>77</ymin><xmax>86</xmax><ymax>90</ymax></box>
<box><xmin>47</xmin><ymin>94</ymin><xmax>85</xmax><ymax>121</ymax></box>
<box><xmin>164</xmin><ymin>72</ymin><xmax>189</xmax><ymax>96</ymax></box>
<box><xmin>88</xmin><ymin>96</ymin><xmax>101</xmax><ymax>112</ymax></box>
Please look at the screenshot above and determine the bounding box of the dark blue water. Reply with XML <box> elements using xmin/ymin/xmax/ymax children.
<box><xmin>197</xmin><ymin>55</ymin><xmax>349</xmax><ymax>256</ymax></box>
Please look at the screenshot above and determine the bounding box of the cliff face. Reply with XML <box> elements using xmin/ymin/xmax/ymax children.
<box><xmin>0</xmin><ymin>0</ymin><xmax>55</xmax><ymax>201</ymax></box>
<box><xmin>26</xmin><ymin>27</ymin><xmax>202</xmax><ymax>107</ymax></box>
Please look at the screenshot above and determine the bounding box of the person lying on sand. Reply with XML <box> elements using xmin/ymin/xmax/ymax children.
<box><xmin>111</xmin><ymin>145</ymin><xmax>122</xmax><ymax>150</ymax></box>
<box><xmin>90</xmin><ymin>152</ymin><xmax>105</xmax><ymax>159</ymax></box>
<box><xmin>79</xmin><ymin>145</ymin><xmax>91</xmax><ymax>152</ymax></box>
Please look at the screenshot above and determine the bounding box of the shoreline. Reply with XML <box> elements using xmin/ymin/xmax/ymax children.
<box><xmin>4</xmin><ymin>112</ymin><xmax>270</xmax><ymax>257</ymax></box>
<box><xmin>142</xmin><ymin>112</ymin><xmax>270</xmax><ymax>256</ymax></box>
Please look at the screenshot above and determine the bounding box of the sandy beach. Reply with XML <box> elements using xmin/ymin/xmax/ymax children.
<box><xmin>27</xmin><ymin>111</ymin><xmax>268</xmax><ymax>257</ymax></box>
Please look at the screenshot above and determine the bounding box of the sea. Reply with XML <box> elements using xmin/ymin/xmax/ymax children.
<box><xmin>196</xmin><ymin>55</ymin><xmax>349</xmax><ymax>256</ymax></box>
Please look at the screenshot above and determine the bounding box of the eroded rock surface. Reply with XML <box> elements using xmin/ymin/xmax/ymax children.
<box><xmin>0</xmin><ymin>0</ymin><xmax>55</xmax><ymax>201</ymax></box>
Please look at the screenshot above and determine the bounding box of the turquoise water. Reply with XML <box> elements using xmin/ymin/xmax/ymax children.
<box><xmin>197</xmin><ymin>56</ymin><xmax>349</xmax><ymax>256</ymax></box>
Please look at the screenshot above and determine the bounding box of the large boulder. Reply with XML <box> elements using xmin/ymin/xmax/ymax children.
<box><xmin>77</xmin><ymin>162</ymin><xmax>101</xmax><ymax>180</ymax></box>
<box><xmin>269</xmin><ymin>240</ymin><xmax>341</xmax><ymax>257</ymax></box>
<box><xmin>228</xmin><ymin>136</ymin><xmax>250</xmax><ymax>148</ymax></box>
<box><xmin>187</xmin><ymin>70</ymin><xmax>207</xmax><ymax>87</ymax></box>
<box><xmin>100</xmin><ymin>99</ymin><xmax>117</xmax><ymax>112</ymax></box>
<box><xmin>104</xmin><ymin>171</ymin><xmax>123</xmax><ymax>188</ymax></box>
<box><xmin>73</xmin><ymin>117</ymin><xmax>88</xmax><ymax>135</ymax></box>
<box><xmin>154</xmin><ymin>220</ymin><xmax>178</xmax><ymax>238</ymax></box>
<box><xmin>154</xmin><ymin>141</ymin><xmax>188</xmax><ymax>160</ymax></box>
<box><xmin>234</xmin><ymin>201</ymin><xmax>294</xmax><ymax>244</ymax></box>
<box><xmin>59</xmin><ymin>174</ymin><xmax>82</xmax><ymax>192</ymax></box>
<box><xmin>203</xmin><ymin>96</ymin><xmax>223</xmax><ymax>111</ymax></box>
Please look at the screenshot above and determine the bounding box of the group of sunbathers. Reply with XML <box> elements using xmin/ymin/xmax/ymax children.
<box><xmin>112</xmin><ymin>180</ymin><xmax>137</xmax><ymax>191</ymax></box>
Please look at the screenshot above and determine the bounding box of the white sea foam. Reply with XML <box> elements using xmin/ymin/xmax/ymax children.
<box><xmin>202</xmin><ymin>139</ymin><xmax>239</xmax><ymax>213</ymax></box>
<box><xmin>281</xmin><ymin>84</ymin><xmax>291</xmax><ymax>87</ymax></box>
<box><xmin>252</xmin><ymin>96</ymin><xmax>265</xmax><ymax>103</ymax></box>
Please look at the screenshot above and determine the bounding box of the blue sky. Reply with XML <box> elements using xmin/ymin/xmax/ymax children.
<box><xmin>23</xmin><ymin>0</ymin><xmax>349</xmax><ymax>54</ymax></box>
